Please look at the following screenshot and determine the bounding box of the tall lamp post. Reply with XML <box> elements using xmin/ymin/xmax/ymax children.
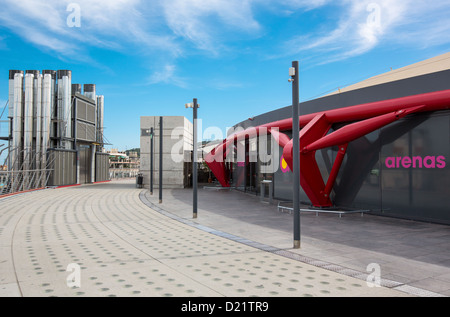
<box><xmin>289</xmin><ymin>61</ymin><xmax>301</xmax><ymax>249</ymax></box>
<box><xmin>186</xmin><ymin>99</ymin><xmax>199</xmax><ymax>218</ymax></box>
<box><xmin>150</xmin><ymin>127</ymin><xmax>154</xmax><ymax>195</ymax></box>
<box><xmin>159</xmin><ymin>116</ymin><xmax>163</xmax><ymax>204</ymax></box>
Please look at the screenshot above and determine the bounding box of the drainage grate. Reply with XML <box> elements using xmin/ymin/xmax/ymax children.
<box><xmin>393</xmin><ymin>285</ymin><xmax>446</xmax><ymax>297</ymax></box>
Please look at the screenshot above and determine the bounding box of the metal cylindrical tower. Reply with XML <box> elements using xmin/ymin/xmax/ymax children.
<box><xmin>11</xmin><ymin>71</ymin><xmax>24</xmax><ymax>173</ymax></box>
<box><xmin>41</xmin><ymin>74</ymin><xmax>52</xmax><ymax>186</ymax></box>
<box><xmin>72</xmin><ymin>83</ymin><xmax>82</xmax><ymax>95</ymax></box>
<box><xmin>57</xmin><ymin>70</ymin><xmax>72</xmax><ymax>149</ymax></box>
<box><xmin>42</xmin><ymin>70</ymin><xmax>56</xmax><ymax>147</ymax></box>
<box><xmin>8</xmin><ymin>70</ymin><xmax>22</xmax><ymax>119</ymax></box>
<box><xmin>84</xmin><ymin>84</ymin><xmax>96</xmax><ymax>101</ymax></box>
<box><xmin>96</xmin><ymin>95</ymin><xmax>104</xmax><ymax>149</ymax></box>
<box><xmin>34</xmin><ymin>73</ymin><xmax>43</xmax><ymax>171</ymax></box>
<box><xmin>24</xmin><ymin>72</ymin><xmax>36</xmax><ymax>171</ymax></box>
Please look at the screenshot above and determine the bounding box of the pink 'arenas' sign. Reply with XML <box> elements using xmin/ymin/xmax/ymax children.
<box><xmin>385</xmin><ymin>156</ymin><xmax>446</xmax><ymax>169</ymax></box>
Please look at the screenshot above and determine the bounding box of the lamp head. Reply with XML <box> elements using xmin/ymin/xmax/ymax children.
<box><xmin>289</xmin><ymin>67</ymin><xmax>296</xmax><ymax>77</ymax></box>
<box><xmin>185</xmin><ymin>102</ymin><xmax>199</xmax><ymax>108</ymax></box>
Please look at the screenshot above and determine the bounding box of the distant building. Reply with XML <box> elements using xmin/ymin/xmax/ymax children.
<box><xmin>108</xmin><ymin>148</ymin><xmax>140</xmax><ymax>179</ymax></box>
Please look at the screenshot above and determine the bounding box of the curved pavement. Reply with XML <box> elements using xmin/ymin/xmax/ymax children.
<box><xmin>0</xmin><ymin>180</ymin><xmax>413</xmax><ymax>297</ymax></box>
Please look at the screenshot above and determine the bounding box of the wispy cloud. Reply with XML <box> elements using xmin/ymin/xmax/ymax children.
<box><xmin>161</xmin><ymin>0</ymin><xmax>261</xmax><ymax>55</ymax></box>
<box><xmin>385</xmin><ymin>1</ymin><xmax>450</xmax><ymax>49</ymax></box>
<box><xmin>281</xmin><ymin>1</ymin><xmax>404</xmax><ymax>62</ymax></box>
<box><xmin>0</xmin><ymin>1</ymin><xmax>80</xmax><ymax>55</ymax></box>
<box><xmin>146</xmin><ymin>64</ymin><xmax>188</xmax><ymax>88</ymax></box>
<box><xmin>0</xmin><ymin>0</ymin><xmax>180</xmax><ymax>62</ymax></box>
<box><xmin>278</xmin><ymin>0</ymin><xmax>450</xmax><ymax>65</ymax></box>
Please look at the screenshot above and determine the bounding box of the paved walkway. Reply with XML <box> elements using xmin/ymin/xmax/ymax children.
<box><xmin>0</xmin><ymin>179</ymin><xmax>448</xmax><ymax>297</ymax></box>
<box><xmin>144</xmin><ymin>184</ymin><xmax>450</xmax><ymax>297</ymax></box>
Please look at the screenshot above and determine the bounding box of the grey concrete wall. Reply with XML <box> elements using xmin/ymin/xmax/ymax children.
<box><xmin>140</xmin><ymin>116</ymin><xmax>193</xmax><ymax>189</ymax></box>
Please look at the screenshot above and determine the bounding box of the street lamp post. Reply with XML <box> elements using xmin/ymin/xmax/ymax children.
<box><xmin>186</xmin><ymin>99</ymin><xmax>199</xmax><ymax>218</ymax></box>
<box><xmin>290</xmin><ymin>61</ymin><xmax>301</xmax><ymax>249</ymax></box>
<box><xmin>150</xmin><ymin>127</ymin><xmax>153</xmax><ymax>195</ymax></box>
<box><xmin>159</xmin><ymin>116</ymin><xmax>163</xmax><ymax>204</ymax></box>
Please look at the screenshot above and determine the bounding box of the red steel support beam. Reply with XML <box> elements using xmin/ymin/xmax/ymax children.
<box><xmin>302</xmin><ymin>105</ymin><xmax>427</xmax><ymax>153</ymax></box>
<box><xmin>323</xmin><ymin>144</ymin><xmax>348</xmax><ymax>198</ymax></box>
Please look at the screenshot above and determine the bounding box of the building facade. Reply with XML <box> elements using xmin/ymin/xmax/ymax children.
<box><xmin>140</xmin><ymin>116</ymin><xmax>193</xmax><ymax>189</ymax></box>
<box><xmin>0</xmin><ymin>69</ymin><xmax>109</xmax><ymax>195</ymax></box>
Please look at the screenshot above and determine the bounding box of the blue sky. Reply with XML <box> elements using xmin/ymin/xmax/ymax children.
<box><xmin>0</xmin><ymin>0</ymin><xmax>449</xmax><ymax>152</ymax></box>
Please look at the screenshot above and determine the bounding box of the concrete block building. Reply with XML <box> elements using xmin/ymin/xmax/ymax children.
<box><xmin>140</xmin><ymin>116</ymin><xmax>193</xmax><ymax>189</ymax></box>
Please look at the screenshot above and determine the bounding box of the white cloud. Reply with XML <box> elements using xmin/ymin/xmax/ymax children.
<box><xmin>0</xmin><ymin>1</ymin><xmax>78</xmax><ymax>56</ymax></box>
<box><xmin>0</xmin><ymin>0</ymin><xmax>180</xmax><ymax>61</ymax></box>
<box><xmin>279</xmin><ymin>0</ymin><xmax>450</xmax><ymax>65</ymax></box>
<box><xmin>282</xmin><ymin>0</ymin><xmax>409</xmax><ymax>63</ymax></box>
<box><xmin>384</xmin><ymin>1</ymin><xmax>450</xmax><ymax>49</ymax></box>
<box><xmin>161</xmin><ymin>0</ymin><xmax>261</xmax><ymax>54</ymax></box>
<box><xmin>147</xmin><ymin>64</ymin><xmax>187</xmax><ymax>88</ymax></box>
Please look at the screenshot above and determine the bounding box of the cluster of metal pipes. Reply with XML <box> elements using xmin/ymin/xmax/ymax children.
<box><xmin>6</xmin><ymin>69</ymin><xmax>104</xmax><ymax>186</ymax></box>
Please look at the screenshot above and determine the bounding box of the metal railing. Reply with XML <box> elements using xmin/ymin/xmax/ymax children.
<box><xmin>109</xmin><ymin>168</ymin><xmax>140</xmax><ymax>179</ymax></box>
<box><xmin>0</xmin><ymin>147</ymin><xmax>55</xmax><ymax>195</ymax></box>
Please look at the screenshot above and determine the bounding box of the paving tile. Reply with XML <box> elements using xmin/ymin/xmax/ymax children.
<box><xmin>0</xmin><ymin>283</ymin><xmax>21</xmax><ymax>297</ymax></box>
